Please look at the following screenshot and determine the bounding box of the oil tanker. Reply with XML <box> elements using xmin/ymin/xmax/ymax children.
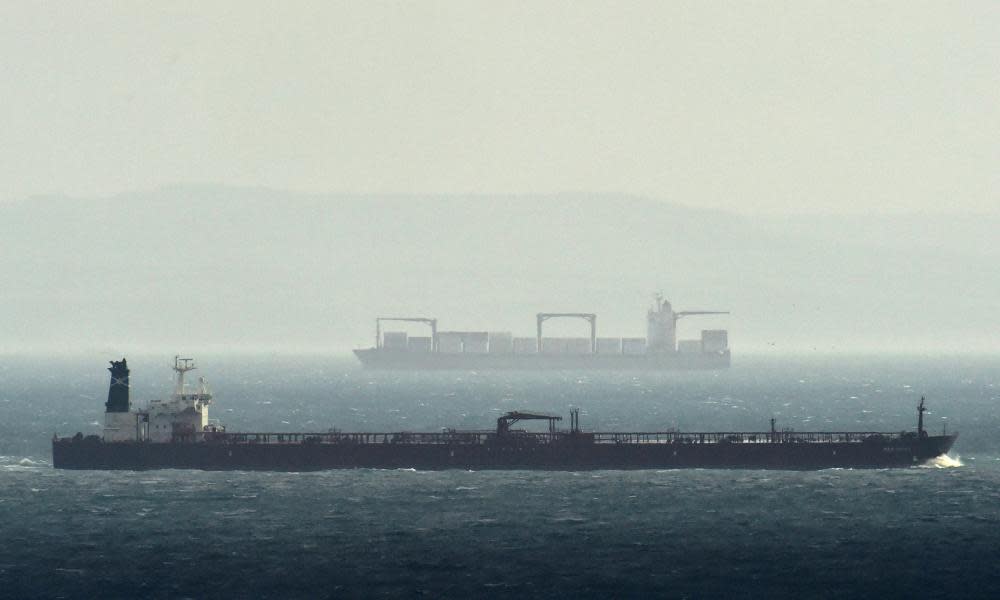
<box><xmin>353</xmin><ymin>295</ymin><xmax>731</xmax><ymax>370</ymax></box>
<box><xmin>52</xmin><ymin>358</ymin><xmax>957</xmax><ymax>471</ymax></box>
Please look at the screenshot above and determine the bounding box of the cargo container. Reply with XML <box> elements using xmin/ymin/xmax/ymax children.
<box><xmin>488</xmin><ymin>332</ymin><xmax>513</xmax><ymax>354</ymax></box>
<box><xmin>457</xmin><ymin>332</ymin><xmax>486</xmax><ymax>353</ymax></box>
<box><xmin>407</xmin><ymin>336</ymin><xmax>432</xmax><ymax>352</ymax></box>
<box><xmin>677</xmin><ymin>340</ymin><xmax>702</xmax><ymax>354</ymax></box>
<box><xmin>437</xmin><ymin>332</ymin><xmax>464</xmax><ymax>354</ymax></box>
<box><xmin>702</xmin><ymin>330</ymin><xmax>729</xmax><ymax>353</ymax></box>
<box><xmin>541</xmin><ymin>338</ymin><xmax>571</xmax><ymax>354</ymax></box>
<box><xmin>596</xmin><ymin>337</ymin><xmax>622</xmax><ymax>354</ymax></box>
<box><xmin>565</xmin><ymin>338</ymin><xmax>593</xmax><ymax>354</ymax></box>
<box><xmin>382</xmin><ymin>331</ymin><xmax>408</xmax><ymax>350</ymax></box>
<box><xmin>622</xmin><ymin>337</ymin><xmax>647</xmax><ymax>355</ymax></box>
<box><xmin>513</xmin><ymin>338</ymin><xmax>538</xmax><ymax>354</ymax></box>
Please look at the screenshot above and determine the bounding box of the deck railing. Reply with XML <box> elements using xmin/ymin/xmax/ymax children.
<box><xmin>201</xmin><ymin>429</ymin><xmax>910</xmax><ymax>446</ymax></box>
<box><xmin>590</xmin><ymin>431</ymin><xmax>906</xmax><ymax>445</ymax></box>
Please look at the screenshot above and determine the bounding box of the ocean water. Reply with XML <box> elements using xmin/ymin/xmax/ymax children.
<box><xmin>1</xmin><ymin>354</ymin><xmax>999</xmax><ymax>598</ymax></box>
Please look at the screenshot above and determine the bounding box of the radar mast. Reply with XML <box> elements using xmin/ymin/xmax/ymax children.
<box><xmin>173</xmin><ymin>355</ymin><xmax>197</xmax><ymax>397</ymax></box>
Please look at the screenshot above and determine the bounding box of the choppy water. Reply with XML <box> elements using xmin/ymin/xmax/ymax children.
<box><xmin>1</xmin><ymin>354</ymin><xmax>999</xmax><ymax>598</ymax></box>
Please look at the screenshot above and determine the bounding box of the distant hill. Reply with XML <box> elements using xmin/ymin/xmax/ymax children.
<box><xmin>2</xmin><ymin>185</ymin><xmax>997</xmax><ymax>353</ymax></box>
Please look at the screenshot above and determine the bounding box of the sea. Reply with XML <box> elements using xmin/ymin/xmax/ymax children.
<box><xmin>1</xmin><ymin>354</ymin><xmax>998</xmax><ymax>599</ymax></box>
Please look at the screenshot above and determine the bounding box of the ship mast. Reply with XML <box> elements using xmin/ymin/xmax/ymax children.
<box><xmin>918</xmin><ymin>397</ymin><xmax>927</xmax><ymax>438</ymax></box>
<box><xmin>173</xmin><ymin>355</ymin><xmax>197</xmax><ymax>397</ymax></box>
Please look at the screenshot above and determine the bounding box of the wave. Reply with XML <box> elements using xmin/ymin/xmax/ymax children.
<box><xmin>923</xmin><ymin>454</ymin><xmax>963</xmax><ymax>468</ymax></box>
<box><xmin>0</xmin><ymin>456</ymin><xmax>50</xmax><ymax>469</ymax></box>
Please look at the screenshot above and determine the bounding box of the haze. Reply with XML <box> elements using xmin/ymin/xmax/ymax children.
<box><xmin>1</xmin><ymin>3</ymin><xmax>997</xmax><ymax>354</ymax></box>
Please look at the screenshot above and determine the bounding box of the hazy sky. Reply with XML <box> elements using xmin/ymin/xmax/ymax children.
<box><xmin>2</xmin><ymin>2</ymin><xmax>997</xmax><ymax>215</ymax></box>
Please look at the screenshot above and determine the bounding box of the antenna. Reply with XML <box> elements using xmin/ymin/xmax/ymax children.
<box><xmin>173</xmin><ymin>355</ymin><xmax>198</xmax><ymax>396</ymax></box>
<box><xmin>917</xmin><ymin>396</ymin><xmax>927</xmax><ymax>438</ymax></box>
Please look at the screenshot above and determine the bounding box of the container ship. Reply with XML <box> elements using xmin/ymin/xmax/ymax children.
<box><xmin>354</xmin><ymin>295</ymin><xmax>731</xmax><ymax>370</ymax></box>
<box><xmin>52</xmin><ymin>358</ymin><xmax>957</xmax><ymax>471</ymax></box>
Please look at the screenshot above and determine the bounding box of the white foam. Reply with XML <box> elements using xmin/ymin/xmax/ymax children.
<box><xmin>0</xmin><ymin>457</ymin><xmax>47</xmax><ymax>469</ymax></box>
<box><xmin>924</xmin><ymin>454</ymin><xmax>963</xmax><ymax>468</ymax></box>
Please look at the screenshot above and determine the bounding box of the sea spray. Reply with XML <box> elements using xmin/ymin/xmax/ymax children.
<box><xmin>925</xmin><ymin>454</ymin><xmax>964</xmax><ymax>468</ymax></box>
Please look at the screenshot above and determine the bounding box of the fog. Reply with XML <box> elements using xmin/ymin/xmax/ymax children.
<box><xmin>1</xmin><ymin>3</ymin><xmax>998</xmax><ymax>355</ymax></box>
<box><xmin>2</xmin><ymin>185</ymin><xmax>997</xmax><ymax>354</ymax></box>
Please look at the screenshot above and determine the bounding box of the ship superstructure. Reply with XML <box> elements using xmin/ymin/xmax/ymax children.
<box><xmin>646</xmin><ymin>294</ymin><xmax>728</xmax><ymax>354</ymax></box>
<box><xmin>53</xmin><ymin>358</ymin><xmax>958</xmax><ymax>471</ymax></box>
<box><xmin>99</xmin><ymin>356</ymin><xmax>221</xmax><ymax>444</ymax></box>
<box><xmin>354</xmin><ymin>295</ymin><xmax>731</xmax><ymax>370</ymax></box>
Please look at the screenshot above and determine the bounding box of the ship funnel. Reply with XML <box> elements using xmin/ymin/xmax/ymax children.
<box><xmin>105</xmin><ymin>358</ymin><xmax>130</xmax><ymax>413</ymax></box>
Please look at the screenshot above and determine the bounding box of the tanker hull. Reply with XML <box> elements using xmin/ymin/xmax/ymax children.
<box><xmin>353</xmin><ymin>348</ymin><xmax>731</xmax><ymax>370</ymax></box>
<box><xmin>53</xmin><ymin>358</ymin><xmax>955</xmax><ymax>472</ymax></box>
<box><xmin>53</xmin><ymin>433</ymin><xmax>955</xmax><ymax>471</ymax></box>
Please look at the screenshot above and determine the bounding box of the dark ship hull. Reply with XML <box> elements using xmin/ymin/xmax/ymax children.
<box><xmin>53</xmin><ymin>430</ymin><xmax>956</xmax><ymax>471</ymax></box>
<box><xmin>53</xmin><ymin>359</ymin><xmax>956</xmax><ymax>472</ymax></box>
<box><xmin>353</xmin><ymin>348</ymin><xmax>731</xmax><ymax>370</ymax></box>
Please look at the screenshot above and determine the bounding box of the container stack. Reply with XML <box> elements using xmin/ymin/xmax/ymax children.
<box><xmin>513</xmin><ymin>338</ymin><xmax>538</xmax><ymax>354</ymax></box>
<box><xmin>488</xmin><ymin>332</ymin><xmax>513</xmax><ymax>354</ymax></box>
<box><xmin>382</xmin><ymin>331</ymin><xmax>408</xmax><ymax>350</ymax></box>
<box><xmin>622</xmin><ymin>337</ymin><xmax>647</xmax><ymax>355</ymax></box>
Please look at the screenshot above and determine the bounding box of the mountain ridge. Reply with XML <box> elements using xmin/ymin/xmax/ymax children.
<box><xmin>2</xmin><ymin>185</ymin><xmax>996</xmax><ymax>353</ymax></box>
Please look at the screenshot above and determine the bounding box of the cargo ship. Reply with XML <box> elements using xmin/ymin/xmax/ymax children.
<box><xmin>354</xmin><ymin>295</ymin><xmax>731</xmax><ymax>370</ymax></box>
<box><xmin>52</xmin><ymin>358</ymin><xmax>957</xmax><ymax>471</ymax></box>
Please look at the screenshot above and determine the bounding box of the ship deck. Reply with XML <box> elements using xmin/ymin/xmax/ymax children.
<box><xmin>195</xmin><ymin>429</ymin><xmax>916</xmax><ymax>446</ymax></box>
<box><xmin>353</xmin><ymin>348</ymin><xmax>731</xmax><ymax>370</ymax></box>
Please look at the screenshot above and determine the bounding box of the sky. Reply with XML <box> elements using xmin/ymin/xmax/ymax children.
<box><xmin>2</xmin><ymin>1</ymin><xmax>998</xmax><ymax>215</ymax></box>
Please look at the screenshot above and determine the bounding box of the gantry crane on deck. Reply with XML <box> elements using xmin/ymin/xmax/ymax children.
<box><xmin>536</xmin><ymin>313</ymin><xmax>597</xmax><ymax>353</ymax></box>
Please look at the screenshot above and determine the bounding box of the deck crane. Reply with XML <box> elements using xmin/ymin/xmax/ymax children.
<box><xmin>674</xmin><ymin>310</ymin><xmax>729</xmax><ymax>323</ymax></box>
<box><xmin>496</xmin><ymin>411</ymin><xmax>562</xmax><ymax>436</ymax></box>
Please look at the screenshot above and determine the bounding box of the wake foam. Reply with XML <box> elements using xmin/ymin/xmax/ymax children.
<box><xmin>0</xmin><ymin>456</ymin><xmax>49</xmax><ymax>469</ymax></box>
<box><xmin>923</xmin><ymin>454</ymin><xmax>963</xmax><ymax>468</ymax></box>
